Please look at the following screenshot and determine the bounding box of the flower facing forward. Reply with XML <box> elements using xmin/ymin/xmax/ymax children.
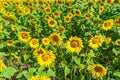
<box><xmin>29</xmin><ymin>38</ymin><xmax>39</xmax><ymax>48</ymax></box>
<box><xmin>90</xmin><ymin>64</ymin><xmax>107</xmax><ymax>77</ymax></box>
<box><xmin>66</xmin><ymin>36</ymin><xmax>84</xmax><ymax>53</ymax></box>
<box><xmin>105</xmin><ymin>0</ymin><xmax>114</xmax><ymax>4</ymax></box>
<box><xmin>102</xmin><ymin>19</ymin><xmax>113</xmax><ymax>31</ymax></box>
<box><xmin>18</xmin><ymin>31</ymin><xmax>31</xmax><ymax>43</ymax></box>
<box><xmin>37</xmin><ymin>50</ymin><xmax>56</xmax><ymax>66</ymax></box>
<box><xmin>6</xmin><ymin>40</ymin><xmax>14</xmax><ymax>46</ymax></box>
<box><xmin>42</xmin><ymin>37</ymin><xmax>50</xmax><ymax>46</ymax></box>
<box><xmin>33</xmin><ymin>48</ymin><xmax>45</xmax><ymax>56</ymax></box>
<box><xmin>115</xmin><ymin>39</ymin><xmax>120</xmax><ymax>46</ymax></box>
<box><xmin>89</xmin><ymin>35</ymin><xmax>103</xmax><ymax>49</ymax></box>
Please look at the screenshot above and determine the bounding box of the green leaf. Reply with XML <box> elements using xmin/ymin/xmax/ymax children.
<box><xmin>87</xmin><ymin>50</ymin><xmax>95</xmax><ymax>57</ymax></box>
<box><xmin>0</xmin><ymin>67</ymin><xmax>17</xmax><ymax>78</ymax></box>
<box><xmin>0</xmin><ymin>52</ymin><xmax>8</xmax><ymax>58</ymax></box>
<box><xmin>65</xmin><ymin>66</ymin><xmax>70</xmax><ymax>77</ymax></box>
<box><xmin>16</xmin><ymin>72</ymin><xmax>23</xmax><ymax>78</ymax></box>
<box><xmin>47</xmin><ymin>68</ymin><xmax>55</xmax><ymax>77</ymax></box>
<box><xmin>72</xmin><ymin>56</ymin><xmax>80</xmax><ymax>65</ymax></box>
<box><xmin>113</xmin><ymin>71</ymin><xmax>120</xmax><ymax>77</ymax></box>
<box><xmin>23</xmin><ymin>54</ymin><xmax>30</xmax><ymax>62</ymax></box>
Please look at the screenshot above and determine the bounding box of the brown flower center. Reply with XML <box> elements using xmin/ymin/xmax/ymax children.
<box><xmin>52</xmin><ymin>35</ymin><xmax>59</xmax><ymax>42</ymax></box>
<box><xmin>42</xmin><ymin>54</ymin><xmax>49</xmax><ymax>61</ymax></box>
<box><xmin>21</xmin><ymin>33</ymin><xmax>28</xmax><ymax>39</ymax></box>
<box><xmin>37</xmin><ymin>49</ymin><xmax>44</xmax><ymax>54</ymax></box>
<box><xmin>50</xmin><ymin>20</ymin><xmax>55</xmax><ymax>25</ymax></box>
<box><xmin>92</xmin><ymin>38</ymin><xmax>98</xmax><ymax>44</ymax></box>
<box><xmin>75</xmin><ymin>10</ymin><xmax>80</xmax><ymax>14</ymax></box>
<box><xmin>94</xmin><ymin>66</ymin><xmax>103</xmax><ymax>73</ymax></box>
<box><xmin>70</xmin><ymin>40</ymin><xmax>78</xmax><ymax>48</ymax></box>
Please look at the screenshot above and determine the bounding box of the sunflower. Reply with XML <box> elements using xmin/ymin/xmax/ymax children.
<box><xmin>66</xmin><ymin>36</ymin><xmax>84</xmax><ymax>53</ymax></box>
<box><xmin>16</xmin><ymin>9</ymin><xmax>23</xmax><ymax>15</ymax></box>
<box><xmin>23</xmin><ymin>7</ymin><xmax>30</xmax><ymax>14</ymax></box>
<box><xmin>64</xmin><ymin>16</ymin><xmax>71</xmax><ymax>23</ymax></box>
<box><xmin>84</xmin><ymin>12</ymin><xmax>93</xmax><ymax>19</ymax></box>
<box><xmin>114</xmin><ymin>16</ymin><xmax>120</xmax><ymax>26</ymax></box>
<box><xmin>57</xmin><ymin>26</ymin><xmax>65</xmax><ymax>33</ymax></box>
<box><xmin>105</xmin><ymin>0</ymin><xmax>114</xmax><ymax>4</ymax></box>
<box><xmin>105</xmin><ymin>37</ymin><xmax>111</xmax><ymax>44</ymax></box>
<box><xmin>29</xmin><ymin>38</ymin><xmax>39</xmax><ymax>48</ymax></box>
<box><xmin>73</xmin><ymin>9</ymin><xmax>81</xmax><ymax>16</ymax></box>
<box><xmin>99</xmin><ymin>5</ymin><xmax>104</xmax><ymax>13</ymax></box>
<box><xmin>6</xmin><ymin>40</ymin><xmax>14</xmax><ymax>46</ymax></box>
<box><xmin>37</xmin><ymin>50</ymin><xmax>56</xmax><ymax>66</ymax></box>
<box><xmin>89</xmin><ymin>35</ymin><xmax>103</xmax><ymax>49</ymax></box>
<box><xmin>102</xmin><ymin>19</ymin><xmax>113</xmax><ymax>31</ymax></box>
<box><xmin>29</xmin><ymin>76</ymin><xmax>51</xmax><ymax>80</ymax></box>
<box><xmin>40</xmin><ymin>5</ymin><xmax>46</xmax><ymax>11</ymax></box>
<box><xmin>18</xmin><ymin>31</ymin><xmax>31</xmax><ymax>43</ymax></box>
<box><xmin>0</xmin><ymin>26</ymin><xmax>3</xmax><ymax>32</ymax></box>
<box><xmin>53</xmin><ymin>11</ymin><xmax>60</xmax><ymax>18</ymax></box>
<box><xmin>50</xmin><ymin>33</ymin><xmax>62</xmax><ymax>46</ymax></box>
<box><xmin>48</xmin><ymin>19</ymin><xmax>57</xmax><ymax>28</ymax></box>
<box><xmin>115</xmin><ymin>39</ymin><xmax>120</xmax><ymax>46</ymax></box>
<box><xmin>11</xmin><ymin>26</ymin><xmax>16</xmax><ymax>31</ymax></box>
<box><xmin>42</xmin><ymin>37</ymin><xmax>50</xmax><ymax>46</ymax></box>
<box><xmin>45</xmin><ymin>15</ymin><xmax>51</xmax><ymax>21</ymax></box>
<box><xmin>45</xmin><ymin>7</ymin><xmax>51</xmax><ymax>14</ymax></box>
<box><xmin>90</xmin><ymin>64</ymin><xmax>107</xmax><ymax>77</ymax></box>
<box><xmin>33</xmin><ymin>48</ymin><xmax>45</xmax><ymax>56</ymax></box>
<box><xmin>67</xmin><ymin>12</ymin><xmax>73</xmax><ymax>18</ymax></box>
<box><xmin>0</xmin><ymin>60</ymin><xmax>6</xmax><ymax>72</ymax></box>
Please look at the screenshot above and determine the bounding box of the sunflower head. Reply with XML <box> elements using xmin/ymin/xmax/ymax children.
<box><xmin>37</xmin><ymin>50</ymin><xmax>56</xmax><ymax>66</ymax></box>
<box><xmin>74</xmin><ymin>9</ymin><xmax>81</xmax><ymax>16</ymax></box>
<box><xmin>115</xmin><ymin>39</ymin><xmax>120</xmax><ymax>46</ymax></box>
<box><xmin>48</xmin><ymin>19</ymin><xmax>57</xmax><ymax>28</ymax></box>
<box><xmin>45</xmin><ymin>7</ymin><xmax>51</xmax><ymax>14</ymax></box>
<box><xmin>42</xmin><ymin>37</ymin><xmax>50</xmax><ymax>46</ymax></box>
<box><xmin>102</xmin><ymin>19</ymin><xmax>113</xmax><ymax>31</ymax></box>
<box><xmin>84</xmin><ymin>12</ymin><xmax>93</xmax><ymax>19</ymax></box>
<box><xmin>0</xmin><ymin>60</ymin><xmax>6</xmax><ymax>72</ymax></box>
<box><xmin>105</xmin><ymin>37</ymin><xmax>111</xmax><ymax>44</ymax></box>
<box><xmin>114</xmin><ymin>16</ymin><xmax>120</xmax><ymax>26</ymax></box>
<box><xmin>57</xmin><ymin>26</ymin><xmax>65</xmax><ymax>33</ymax></box>
<box><xmin>33</xmin><ymin>48</ymin><xmax>45</xmax><ymax>56</ymax></box>
<box><xmin>50</xmin><ymin>33</ymin><xmax>62</xmax><ymax>46</ymax></box>
<box><xmin>23</xmin><ymin>7</ymin><xmax>30</xmax><ymax>14</ymax></box>
<box><xmin>29</xmin><ymin>38</ymin><xmax>39</xmax><ymax>48</ymax></box>
<box><xmin>64</xmin><ymin>16</ymin><xmax>71</xmax><ymax>23</ymax></box>
<box><xmin>67</xmin><ymin>12</ymin><xmax>73</xmax><ymax>18</ymax></box>
<box><xmin>66</xmin><ymin>36</ymin><xmax>83</xmax><ymax>53</ymax></box>
<box><xmin>91</xmin><ymin>64</ymin><xmax>107</xmax><ymax>77</ymax></box>
<box><xmin>6</xmin><ymin>40</ymin><xmax>14</xmax><ymax>46</ymax></box>
<box><xmin>99</xmin><ymin>5</ymin><xmax>104</xmax><ymax>13</ymax></box>
<box><xmin>45</xmin><ymin>15</ymin><xmax>51</xmax><ymax>21</ymax></box>
<box><xmin>105</xmin><ymin>0</ymin><xmax>114</xmax><ymax>4</ymax></box>
<box><xmin>53</xmin><ymin>11</ymin><xmax>60</xmax><ymax>18</ymax></box>
<box><xmin>18</xmin><ymin>31</ymin><xmax>31</xmax><ymax>43</ymax></box>
<box><xmin>11</xmin><ymin>26</ymin><xmax>16</xmax><ymax>31</ymax></box>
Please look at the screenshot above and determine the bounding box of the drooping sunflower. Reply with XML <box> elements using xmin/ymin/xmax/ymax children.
<box><xmin>84</xmin><ymin>12</ymin><xmax>93</xmax><ymax>19</ymax></box>
<box><xmin>29</xmin><ymin>75</ymin><xmax>51</xmax><ymax>80</ymax></box>
<box><xmin>50</xmin><ymin>33</ymin><xmax>62</xmax><ymax>46</ymax></box>
<box><xmin>53</xmin><ymin>11</ymin><xmax>60</xmax><ymax>18</ymax></box>
<box><xmin>18</xmin><ymin>31</ymin><xmax>31</xmax><ymax>43</ymax></box>
<box><xmin>73</xmin><ymin>9</ymin><xmax>81</xmax><ymax>16</ymax></box>
<box><xmin>64</xmin><ymin>16</ymin><xmax>71</xmax><ymax>23</ymax></box>
<box><xmin>6</xmin><ymin>40</ymin><xmax>14</xmax><ymax>46</ymax></box>
<box><xmin>0</xmin><ymin>60</ymin><xmax>6</xmax><ymax>72</ymax></box>
<box><xmin>33</xmin><ymin>48</ymin><xmax>45</xmax><ymax>56</ymax></box>
<box><xmin>66</xmin><ymin>36</ymin><xmax>84</xmax><ymax>53</ymax></box>
<box><xmin>102</xmin><ymin>19</ymin><xmax>113</xmax><ymax>31</ymax></box>
<box><xmin>42</xmin><ymin>37</ymin><xmax>50</xmax><ymax>46</ymax></box>
<box><xmin>105</xmin><ymin>0</ymin><xmax>114</xmax><ymax>4</ymax></box>
<box><xmin>105</xmin><ymin>37</ymin><xmax>111</xmax><ymax>44</ymax></box>
<box><xmin>89</xmin><ymin>35</ymin><xmax>103</xmax><ymax>49</ymax></box>
<box><xmin>114</xmin><ymin>16</ymin><xmax>120</xmax><ymax>26</ymax></box>
<box><xmin>48</xmin><ymin>19</ymin><xmax>57</xmax><ymax>28</ymax></box>
<box><xmin>115</xmin><ymin>39</ymin><xmax>120</xmax><ymax>46</ymax></box>
<box><xmin>29</xmin><ymin>38</ymin><xmax>39</xmax><ymax>48</ymax></box>
<box><xmin>37</xmin><ymin>50</ymin><xmax>56</xmax><ymax>66</ymax></box>
<box><xmin>90</xmin><ymin>64</ymin><xmax>107</xmax><ymax>77</ymax></box>
<box><xmin>23</xmin><ymin>7</ymin><xmax>30</xmax><ymax>14</ymax></box>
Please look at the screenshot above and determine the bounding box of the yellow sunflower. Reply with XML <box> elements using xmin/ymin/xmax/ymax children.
<box><xmin>73</xmin><ymin>9</ymin><xmax>81</xmax><ymax>16</ymax></box>
<box><xmin>16</xmin><ymin>9</ymin><xmax>23</xmax><ymax>15</ymax></box>
<box><xmin>114</xmin><ymin>16</ymin><xmax>120</xmax><ymax>26</ymax></box>
<box><xmin>57</xmin><ymin>26</ymin><xmax>65</xmax><ymax>33</ymax></box>
<box><xmin>29</xmin><ymin>38</ymin><xmax>39</xmax><ymax>48</ymax></box>
<box><xmin>29</xmin><ymin>75</ymin><xmax>51</xmax><ymax>80</ymax></box>
<box><xmin>33</xmin><ymin>48</ymin><xmax>45</xmax><ymax>56</ymax></box>
<box><xmin>45</xmin><ymin>15</ymin><xmax>51</xmax><ymax>21</ymax></box>
<box><xmin>40</xmin><ymin>5</ymin><xmax>46</xmax><ymax>11</ymax></box>
<box><xmin>18</xmin><ymin>31</ymin><xmax>31</xmax><ymax>43</ymax></box>
<box><xmin>105</xmin><ymin>0</ymin><xmax>114</xmax><ymax>4</ymax></box>
<box><xmin>23</xmin><ymin>7</ymin><xmax>30</xmax><ymax>14</ymax></box>
<box><xmin>0</xmin><ymin>60</ymin><xmax>6</xmax><ymax>72</ymax></box>
<box><xmin>37</xmin><ymin>50</ymin><xmax>56</xmax><ymax>66</ymax></box>
<box><xmin>11</xmin><ymin>26</ymin><xmax>16</xmax><ymax>31</ymax></box>
<box><xmin>53</xmin><ymin>11</ymin><xmax>60</xmax><ymax>18</ymax></box>
<box><xmin>90</xmin><ymin>64</ymin><xmax>107</xmax><ymax>77</ymax></box>
<box><xmin>42</xmin><ymin>37</ymin><xmax>50</xmax><ymax>46</ymax></box>
<box><xmin>67</xmin><ymin>12</ymin><xmax>73</xmax><ymax>18</ymax></box>
<box><xmin>84</xmin><ymin>12</ymin><xmax>93</xmax><ymax>20</ymax></box>
<box><xmin>99</xmin><ymin>5</ymin><xmax>104</xmax><ymax>13</ymax></box>
<box><xmin>105</xmin><ymin>37</ymin><xmax>111</xmax><ymax>44</ymax></box>
<box><xmin>6</xmin><ymin>40</ymin><xmax>14</xmax><ymax>46</ymax></box>
<box><xmin>45</xmin><ymin>7</ymin><xmax>51</xmax><ymax>14</ymax></box>
<box><xmin>89</xmin><ymin>35</ymin><xmax>103</xmax><ymax>49</ymax></box>
<box><xmin>0</xmin><ymin>26</ymin><xmax>3</xmax><ymax>32</ymax></box>
<box><xmin>66</xmin><ymin>36</ymin><xmax>84</xmax><ymax>53</ymax></box>
<box><xmin>102</xmin><ymin>19</ymin><xmax>113</xmax><ymax>31</ymax></box>
<box><xmin>48</xmin><ymin>19</ymin><xmax>57</xmax><ymax>28</ymax></box>
<box><xmin>115</xmin><ymin>39</ymin><xmax>120</xmax><ymax>46</ymax></box>
<box><xmin>64</xmin><ymin>16</ymin><xmax>71</xmax><ymax>23</ymax></box>
<box><xmin>50</xmin><ymin>33</ymin><xmax>62</xmax><ymax>46</ymax></box>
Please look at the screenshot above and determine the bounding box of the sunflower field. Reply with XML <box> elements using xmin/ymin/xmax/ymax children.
<box><xmin>0</xmin><ymin>0</ymin><xmax>120</xmax><ymax>80</ymax></box>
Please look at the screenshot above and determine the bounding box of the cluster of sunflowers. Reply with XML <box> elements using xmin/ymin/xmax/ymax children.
<box><xmin>0</xmin><ymin>0</ymin><xmax>120</xmax><ymax>80</ymax></box>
